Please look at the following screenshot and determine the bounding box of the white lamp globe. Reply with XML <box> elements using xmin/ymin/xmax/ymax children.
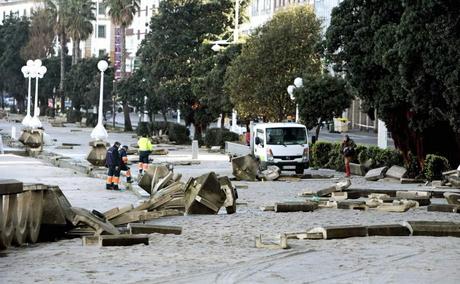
<box><xmin>33</xmin><ymin>59</ymin><xmax>42</xmax><ymax>67</ymax></box>
<box><xmin>27</xmin><ymin>60</ymin><xmax>34</xmax><ymax>67</ymax></box>
<box><xmin>287</xmin><ymin>85</ymin><xmax>295</xmax><ymax>100</ymax></box>
<box><xmin>97</xmin><ymin>60</ymin><xmax>108</xmax><ymax>72</ymax></box>
<box><xmin>294</xmin><ymin>77</ymin><xmax>303</xmax><ymax>88</ymax></box>
<box><xmin>211</xmin><ymin>44</ymin><xmax>222</xmax><ymax>52</ymax></box>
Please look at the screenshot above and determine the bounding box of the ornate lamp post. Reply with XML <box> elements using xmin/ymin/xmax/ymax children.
<box><xmin>20</xmin><ymin>60</ymin><xmax>35</xmax><ymax>127</ymax></box>
<box><xmin>90</xmin><ymin>60</ymin><xmax>109</xmax><ymax>141</ymax></box>
<box><xmin>87</xmin><ymin>60</ymin><xmax>109</xmax><ymax>166</ymax></box>
<box><xmin>30</xmin><ymin>59</ymin><xmax>47</xmax><ymax>129</ymax></box>
<box><xmin>287</xmin><ymin>77</ymin><xmax>303</xmax><ymax>123</ymax></box>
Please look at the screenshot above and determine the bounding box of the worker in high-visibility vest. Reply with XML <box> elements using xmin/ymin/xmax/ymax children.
<box><xmin>137</xmin><ymin>134</ymin><xmax>153</xmax><ymax>175</ymax></box>
<box><xmin>105</xmin><ymin>141</ymin><xmax>121</xmax><ymax>190</ymax></box>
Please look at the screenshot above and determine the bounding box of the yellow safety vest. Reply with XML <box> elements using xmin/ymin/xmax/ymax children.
<box><xmin>138</xmin><ymin>137</ymin><xmax>153</xmax><ymax>151</ymax></box>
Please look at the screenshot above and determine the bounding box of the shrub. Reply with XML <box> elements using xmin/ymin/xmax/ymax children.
<box><xmin>311</xmin><ymin>141</ymin><xmax>334</xmax><ymax>168</ymax></box>
<box><xmin>168</xmin><ymin>123</ymin><xmax>190</xmax><ymax>145</ymax></box>
<box><xmin>204</xmin><ymin>128</ymin><xmax>240</xmax><ymax>148</ymax></box>
<box><xmin>424</xmin><ymin>154</ymin><xmax>450</xmax><ymax>181</ymax></box>
<box><xmin>85</xmin><ymin>113</ymin><xmax>97</xmax><ymax>127</ymax></box>
<box><xmin>66</xmin><ymin>109</ymin><xmax>82</xmax><ymax>123</ymax></box>
<box><xmin>326</xmin><ymin>143</ymin><xmax>345</xmax><ymax>171</ymax></box>
<box><xmin>377</xmin><ymin>148</ymin><xmax>404</xmax><ymax>168</ymax></box>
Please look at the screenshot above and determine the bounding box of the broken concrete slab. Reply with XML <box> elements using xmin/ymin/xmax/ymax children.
<box><xmin>110</xmin><ymin>209</ymin><xmax>181</xmax><ymax>226</ymax></box>
<box><xmin>307</xmin><ymin>225</ymin><xmax>368</xmax><ymax>239</ymax></box>
<box><xmin>349</xmin><ymin>162</ymin><xmax>366</xmax><ymax>176</ymax></box>
<box><xmin>127</xmin><ymin>223</ymin><xmax>182</xmax><ymax>235</ymax></box>
<box><xmin>260</xmin><ymin>205</ymin><xmax>275</xmax><ymax>211</ymax></box>
<box><xmin>444</xmin><ymin>192</ymin><xmax>460</xmax><ymax>205</ymax></box>
<box><xmin>364</xmin><ymin>167</ymin><xmax>388</xmax><ymax>181</ymax></box>
<box><xmin>380</xmin><ymin>196</ymin><xmax>431</xmax><ymax>206</ymax></box>
<box><xmin>315</xmin><ymin>179</ymin><xmax>351</xmax><ymax>197</ymax></box>
<box><xmin>337</xmin><ymin>200</ymin><xmax>368</xmax><ymax>210</ymax></box>
<box><xmin>258</xmin><ymin>166</ymin><xmax>280</xmax><ymax>181</ymax></box>
<box><xmin>0</xmin><ymin>179</ymin><xmax>23</xmax><ymax>195</ymax></box>
<box><xmin>41</xmin><ymin>186</ymin><xmax>75</xmax><ymax>226</ymax></box>
<box><xmin>255</xmin><ymin>234</ymin><xmax>289</xmax><ymax>249</ymax></box>
<box><xmin>152</xmin><ymin>171</ymin><xmax>173</xmax><ymax>194</ymax></box>
<box><xmin>218</xmin><ymin>176</ymin><xmax>237</xmax><ymax>214</ymax></box>
<box><xmin>366</xmin><ymin>198</ymin><xmax>383</xmax><ymax>208</ymax></box>
<box><xmin>396</xmin><ymin>191</ymin><xmax>430</xmax><ymax>199</ymax></box>
<box><xmin>427</xmin><ymin>204</ymin><xmax>459</xmax><ymax>213</ymax></box>
<box><xmin>385</xmin><ymin>166</ymin><xmax>407</xmax><ymax>180</ymax></box>
<box><xmin>331</xmin><ymin>191</ymin><xmax>348</xmax><ymax>201</ymax></box>
<box><xmin>231</xmin><ymin>155</ymin><xmax>259</xmax><ymax>181</ymax></box>
<box><xmin>184</xmin><ymin>172</ymin><xmax>226</xmax><ymax>215</ymax></box>
<box><xmin>400</xmin><ymin>178</ymin><xmax>425</xmax><ymax>184</ymax></box>
<box><xmin>367</xmin><ymin>224</ymin><xmax>411</xmax><ymax>236</ymax></box>
<box><xmin>71</xmin><ymin>207</ymin><xmax>119</xmax><ymax>235</ymax></box>
<box><xmin>404</xmin><ymin>221</ymin><xmax>460</xmax><ymax>237</ymax></box>
<box><xmin>102</xmin><ymin>204</ymin><xmax>134</xmax><ymax>220</ymax></box>
<box><xmin>83</xmin><ymin>234</ymin><xmax>149</xmax><ymax>246</ymax></box>
<box><xmin>376</xmin><ymin>200</ymin><xmax>418</xmax><ymax>213</ymax></box>
<box><xmin>274</xmin><ymin>201</ymin><xmax>318</xmax><ymax>213</ymax></box>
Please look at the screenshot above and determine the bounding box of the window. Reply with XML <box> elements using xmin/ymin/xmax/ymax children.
<box><xmin>98</xmin><ymin>49</ymin><xmax>106</xmax><ymax>57</ymax></box>
<box><xmin>98</xmin><ymin>3</ymin><xmax>106</xmax><ymax>15</ymax></box>
<box><xmin>97</xmin><ymin>25</ymin><xmax>106</xmax><ymax>38</ymax></box>
<box><xmin>256</xmin><ymin>129</ymin><xmax>265</xmax><ymax>146</ymax></box>
<box><xmin>266</xmin><ymin>128</ymin><xmax>306</xmax><ymax>145</ymax></box>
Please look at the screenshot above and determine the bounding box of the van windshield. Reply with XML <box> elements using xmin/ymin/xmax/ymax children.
<box><xmin>266</xmin><ymin>127</ymin><xmax>307</xmax><ymax>145</ymax></box>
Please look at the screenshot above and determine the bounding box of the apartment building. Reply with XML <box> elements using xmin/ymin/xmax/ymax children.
<box><xmin>0</xmin><ymin>0</ymin><xmax>160</xmax><ymax>78</ymax></box>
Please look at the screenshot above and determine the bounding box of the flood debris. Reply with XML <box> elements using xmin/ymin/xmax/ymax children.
<box><xmin>184</xmin><ymin>172</ymin><xmax>227</xmax><ymax>214</ymax></box>
<box><xmin>256</xmin><ymin>221</ymin><xmax>460</xmax><ymax>249</ymax></box>
<box><xmin>427</xmin><ymin>204</ymin><xmax>459</xmax><ymax>213</ymax></box>
<box><xmin>274</xmin><ymin>201</ymin><xmax>318</xmax><ymax>213</ymax></box>
<box><xmin>315</xmin><ymin>179</ymin><xmax>351</xmax><ymax>197</ymax></box>
<box><xmin>127</xmin><ymin>223</ymin><xmax>182</xmax><ymax>235</ymax></box>
<box><xmin>231</xmin><ymin>155</ymin><xmax>259</xmax><ymax>181</ymax></box>
<box><xmin>82</xmin><ymin>234</ymin><xmax>149</xmax><ymax>247</ymax></box>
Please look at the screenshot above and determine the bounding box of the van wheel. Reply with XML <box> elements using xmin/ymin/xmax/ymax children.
<box><xmin>295</xmin><ymin>165</ymin><xmax>304</xmax><ymax>175</ymax></box>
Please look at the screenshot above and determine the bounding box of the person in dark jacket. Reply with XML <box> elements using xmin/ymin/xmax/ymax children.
<box><xmin>106</xmin><ymin>141</ymin><xmax>121</xmax><ymax>190</ymax></box>
<box><xmin>341</xmin><ymin>134</ymin><xmax>356</xmax><ymax>178</ymax></box>
<box><xmin>119</xmin><ymin>145</ymin><xmax>132</xmax><ymax>184</ymax></box>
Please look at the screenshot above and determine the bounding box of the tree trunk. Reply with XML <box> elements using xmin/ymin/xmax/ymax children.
<box><xmin>315</xmin><ymin>124</ymin><xmax>321</xmax><ymax>142</ymax></box>
<box><xmin>162</xmin><ymin>111</ymin><xmax>168</xmax><ymax>123</ymax></box>
<box><xmin>120</xmin><ymin>26</ymin><xmax>132</xmax><ymax>131</ymax></box>
<box><xmin>59</xmin><ymin>32</ymin><xmax>66</xmax><ymax>113</ymax></box>
<box><xmin>220</xmin><ymin>113</ymin><xmax>225</xmax><ymax>129</ymax></box>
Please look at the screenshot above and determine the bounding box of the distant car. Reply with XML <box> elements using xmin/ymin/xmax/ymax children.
<box><xmin>116</xmin><ymin>103</ymin><xmax>134</xmax><ymax>113</ymax></box>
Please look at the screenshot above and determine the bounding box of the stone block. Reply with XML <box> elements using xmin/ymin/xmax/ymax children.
<box><xmin>427</xmin><ymin>204</ymin><xmax>459</xmax><ymax>213</ymax></box>
<box><xmin>219</xmin><ymin>176</ymin><xmax>237</xmax><ymax>214</ymax></box>
<box><xmin>86</xmin><ymin>143</ymin><xmax>107</xmax><ymax>167</ymax></box>
<box><xmin>364</xmin><ymin>167</ymin><xmax>388</xmax><ymax>181</ymax></box>
<box><xmin>380</xmin><ymin>196</ymin><xmax>431</xmax><ymax>206</ymax></box>
<box><xmin>404</xmin><ymin>221</ymin><xmax>460</xmax><ymax>237</ymax></box>
<box><xmin>367</xmin><ymin>224</ymin><xmax>411</xmax><ymax>236</ymax></box>
<box><xmin>258</xmin><ymin>166</ymin><xmax>280</xmax><ymax>181</ymax></box>
<box><xmin>446</xmin><ymin>176</ymin><xmax>460</xmax><ymax>188</ymax></box>
<box><xmin>444</xmin><ymin>193</ymin><xmax>460</xmax><ymax>205</ymax></box>
<box><xmin>184</xmin><ymin>172</ymin><xmax>226</xmax><ymax>215</ymax></box>
<box><xmin>110</xmin><ymin>209</ymin><xmax>181</xmax><ymax>226</ymax></box>
<box><xmin>396</xmin><ymin>191</ymin><xmax>430</xmax><ymax>199</ymax></box>
<box><xmin>385</xmin><ymin>166</ymin><xmax>407</xmax><ymax>180</ymax></box>
<box><xmin>71</xmin><ymin>207</ymin><xmax>119</xmax><ymax>235</ymax></box>
<box><xmin>274</xmin><ymin>201</ymin><xmax>318</xmax><ymax>213</ymax></box>
<box><xmin>0</xmin><ymin>179</ymin><xmax>23</xmax><ymax>195</ymax></box>
<box><xmin>127</xmin><ymin>223</ymin><xmax>182</xmax><ymax>235</ymax></box>
<box><xmin>260</xmin><ymin>205</ymin><xmax>275</xmax><ymax>211</ymax></box>
<box><xmin>307</xmin><ymin>225</ymin><xmax>368</xmax><ymax>239</ymax></box>
<box><xmin>255</xmin><ymin>234</ymin><xmax>289</xmax><ymax>249</ymax></box>
<box><xmin>376</xmin><ymin>200</ymin><xmax>418</xmax><ymax>212</ymax></box>
<box><xmin>83</xmin><ymin>234</ymin><xmax>149</xmax><ymax>246</ymax></box>
<box><xmin>337</xmin><ymin>200</ymin><xmax>368</xmax><ymax>210</ymax></box>
<box><xmin>331</xmin><ymin>192</ymin><xmax>348</xmax><ymax>201</ymax></box>
<box><xmin>103</xmin><ymin>204</ymin><xmax>134</xmax><ymax>220</ymax></box>
<box><xmin>349</xmin><ymin>162</ymin><xmax>366</xmax><ymax>176</ymax></box>
<box><xmin>400</xmin><ymin>178</ymin><xmax>425</xmax><ymax>184</ymax></box>
<box><xmin>231</xmin><ymin>155</ymin><xmax>259</xmax><ymax>181</ymax></box>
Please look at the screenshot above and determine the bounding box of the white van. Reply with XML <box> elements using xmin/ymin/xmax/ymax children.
<box><xmin>253</xmin><ymin>123</ymin><xmax>309</xmax><ymax>174</ymax></box>
<box><xmin>225</xmin><ymin>122</ymin><xmax>309</xmax><ymax>174</ymax></box>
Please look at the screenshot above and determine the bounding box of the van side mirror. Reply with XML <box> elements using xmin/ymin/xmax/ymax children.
<box><xmin>255</xmin><ymin>137</ymin><xmax>261</xmax><ymax>145</ymax></box>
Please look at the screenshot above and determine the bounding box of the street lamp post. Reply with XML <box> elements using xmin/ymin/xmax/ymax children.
<box><xmin>30</xmin><ymin>59</ymin><xmax>47</xmax><ymax>129</ymax></box>
<box><xmin>143</xmin><ymin>95</ymin><xmax>149</xmax><ymax>122</ymax></box>
<box><xmin>20</xmin><ymin>60</ymin><xmax>35</xmax><ymax>127</ymax></box>
<box><xmin>287</xmin><ymin>77</ymin><xmax>303</xmax><ymax>123</ymax></box>
<box><xmin>90</xmin><ymin>60</ymin><xmax>109</xmax><ymax>141</ymax></box>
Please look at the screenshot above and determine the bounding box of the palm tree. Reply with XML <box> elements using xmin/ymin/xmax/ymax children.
<box><xmin>67</xmin><ymin>0</ymin><xmax>95</xmax><ymax>65</ymax></box>
<box><xmin>44</xmin><ymin>0</ymin><xmax>70</xmax><ymax>113</ymax></box>
<box><xmin>104</xmin><ymin>0</ymin><xmax>140</xmax><ymax>131</ymax></box>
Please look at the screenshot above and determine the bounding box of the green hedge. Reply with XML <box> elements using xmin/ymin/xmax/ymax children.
<box><xmin>136</xmin><ymin>122</ymin><xmax>191</xmax><ymax>145</ymax></box>
<box><xmin>204</xmin><ymin>128</ymin><xmax>240</xmax><ymax>148</ymax></box>
<box><xmin>423</xmin><ymin>154</ymin><xmax>450</xmax><ymax>181</ymax></box>
<box><xmin>66</xmin><ymin>109</ymin><xmax>82</xmax><ymax>123</ymax></box>
<box><xmin>311</xmin><ymin>141</ymin><xmax>403</xmax><ymax>172</ymax></box>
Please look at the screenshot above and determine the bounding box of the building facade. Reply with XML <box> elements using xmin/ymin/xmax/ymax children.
<box><xmin>0</xmin><ymin>0</ymin><xmax>159</xmax><ymax>78</ymax></box>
